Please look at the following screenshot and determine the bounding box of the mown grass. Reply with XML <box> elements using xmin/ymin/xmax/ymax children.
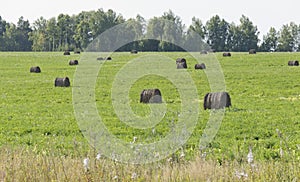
<box><xmin>0</xmin><ymin>52</ymin><xmax>88</xmax><ymax>157</ymax></box>
<box><xmin>0</xmin><ymin>51</ymin><xmax>299</xmax><ymax>181</ymax></box>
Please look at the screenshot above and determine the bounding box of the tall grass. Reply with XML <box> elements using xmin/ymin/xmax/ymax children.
<box><xmin>0</xmin><ymin>145</ymin><xmax>299</xmax><ymax>181</ymax></box>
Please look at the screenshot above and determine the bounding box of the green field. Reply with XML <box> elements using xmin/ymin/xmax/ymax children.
<box><xmin>0</xmin><ymin>52</ymin><xmax>299</xmax><ymax>180</ymax></box>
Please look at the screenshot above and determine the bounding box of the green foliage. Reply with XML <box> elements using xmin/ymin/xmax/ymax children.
<box><xmin>188</xmin><ymin>17</ymin><xmax>205</xmax><ymax>40</ymax></box>
<box><xmin>260</xmin><ymin>27</ymin><xmax>278</xmax><ymax>51</ymax></box>
<box><xmin>227</xmin><ymin>15</ymin><xmax>259</xmax><ymax>51</ymax></box>
<box><xmin>16</xmin><ymin>16</ymin><xmax>32</xmax><ymax>51</ymax></box>
<box><xmin>145</xmin><ymin>12</ymin><xmax>185</xmax><ymax>51</ymax></box>
<box><xmin>205</xmin><ymin>15</ymin><xmax>229</xmax><ymax>51</ymax></box>
<box><xmin>0</xmin><ymin>11</ymin><xmax>300</xmax><ymax>52</ymax></box>
<box><xmin>277</xmin><ymin>23</ymin><xmax>300</xmax><ymax>51</ymax></box>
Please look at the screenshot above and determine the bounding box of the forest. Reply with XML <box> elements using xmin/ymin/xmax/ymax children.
<box><xmin>0</xmin><ymin>9</ymin><xmax>299</xmax><ymax>52</ymax></box>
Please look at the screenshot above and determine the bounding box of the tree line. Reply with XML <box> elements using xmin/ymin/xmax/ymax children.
<box><xmin>0</xmin><ymin>9</ymin><xmax>300</xmax><ymax>52</ymax></box>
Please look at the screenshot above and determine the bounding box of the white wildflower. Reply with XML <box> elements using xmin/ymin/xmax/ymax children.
<box><xmin>130</xmin><ymin>136</ymin><xmax>137</xmax><ymax>144</ymax></box>
<box><xmin>247</xmin><ymin>146</ymin><xmax>254</xmax><ymax>164</ymax></box>
<box><xmin>152</xmin><ymin>128</ymin><xmax>156</xmax><ymax>135</ymax></box>
<box><xmin>113</xmin><ymin>175</ymin><xmax>118</xmax><ymax>180</ymax></box>
<box><xmin>276</xmin><ymin>129</ymin><xmax>282</xmax><ymax>137</ymax></box>
<box><xmin>235</xmin><ymin>170</ymin><xmax>248</xmax><ymax>179</ymax></box>
<box><xmin>200</xmin><ymin>152</ymin><xmax>207</xmax><ymax>158</ymax></box>
<box><xmin>280</xmin><ymin>147</ymin><xmax>284</xmax><ymax>158</ymax></box>
<box><xmin>131</xmin><ymin>172</ymin><xmax>137</xmax><ymax>179</ymax></box>
<box><xmin>180</xmin><ymin>152</ymin><xmax>185</xmax><ymax>158</ymax></box>
<box><xmin>96</xmin><ymin>153</ymin><xmax>101</xmax><ymax>160</ymax></box>
<box><xmin>111</xmin><ymin>152</ymin><xmax>116</xmax><ymax>161</ymax></box>
<box><xmin>279</xmin><ymin>140</ymin><xmax>284</xmax><ymax>158</ymax></box>
<box><xmin>180</xmin><ymin>148</ymin><xmax>185</xmax><ymax>158</ymax></box>
<box><xmin>83</xmin><ymin>158</ymin><xmax>89</xmax><ymax>172</ymax></box>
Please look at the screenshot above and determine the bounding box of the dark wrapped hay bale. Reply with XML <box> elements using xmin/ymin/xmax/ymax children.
<box><xmin>30</xmin><ymin>66</ymin><xmax>41</xmax><ymax>73</ymax></box>
<box><xmin>63</xmin><ymin>51</ymin><xmax>70</xmax><ymax>55</ymax></box>
<box><xmin>249</xmin><ymin>49</ymin><xmax>256</xmax><ymax>54</ymax></box>
<box><xmin>105</xmin><ymin>57</ymin><xmax>112</xmax><ymax>60</ymax></box>
<box><xmin>177</xmin><ymin>62</ymin><xmax>187</xmax><ymax>69</ymax></box>
<box><xmin>288</xmin><ymin>60</ymin><xmax>299</xmax><ymax>66</ymax></box>
<box><xmin>195</xmin><ymin>63</ymin><xmax>206</xmax><ymax>69</ymax></box>
<box><xmin>223</xmin><ymin>52</ymin><xmax>231</xmax><ymax>57</ymax></box>
<box><xmin>74</xmin><ymin>50</ymin><xmax>81</xmax><ymax>54</ymax></box>
<box><xmin>176</xmin><ymin>58</ymin><xmax>186</xmax><ymax>64</ymax></box>
<box><xmin>204</xmin><ymin>92</ymin><xmax>231</xmax><ymax>110</ymax></box>
<box><xmin>131</xmin><ymin>50</ymin><xmax>138</xmax><ymax>54</ymax></box>
<box><xmin>97</xmin><ymin>57</ymin><xmax>104</xmax><ymax>61</ymax></box>
<box><xmin>55</xmin><ymin>77</ymin><xmax>70</xmax><ymax>87</ymax></box>
<box><xmin>69</xmin><ymin>60</ymin><xmax>79</xmax><ymax>65</ymax></box>
<box><xmin>176</xmin><ymin>58</ymin><xmax>187</xmax><ymax>69</ymax></box>
<box><xmin>140</xmin><ymin>89</ymin><xmax>162</xmax><ymax>103</ymax></box>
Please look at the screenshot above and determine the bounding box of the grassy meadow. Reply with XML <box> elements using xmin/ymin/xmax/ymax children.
<box><xmin>0</xmin><ymin>51</ymin><xmax>299</xmax><ymax>181</ymax></box>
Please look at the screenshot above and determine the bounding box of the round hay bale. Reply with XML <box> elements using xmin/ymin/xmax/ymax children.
<box><xmin>288</xmin><ymin>60</ymin><xmax>299</xmax><ymax>66</ymax></box>
<box><xmin>204</xmin><ymin>92</ymin><xmax>231</xmax><ymax>110</ymax></box>
<box><xmin>223</xmin><ymin>52</ymin><xmax>231</xmax><ymax>57</ymax></box>
<box><xmin>30</xmin><ymin>66</ymin><xmax>41</xmax><ymax>73</ymax></box>
<box><xmin>140</xmin><ymin>89</ymin><xmax>162</xmax><ymax>103</ymax></box>
<box><xmin>249</xmin><ymin>49</ymin><xmax>256</xmax><ymax>54</ymax></box>
<box><xmin>74</xmin><ymin>50</ymin><xmax>81</xmax><ymax>54</ymax></box>
<box><xmin>195</xmin><ymin>63</ymin><xmax>206</xmax><ymax>69</ymax></box>
<box><xmin>105</xmin><ymin>57</ymin><xmax>112</xmax><ymax>60</ymax></box>
<box><xmin>176</xmin><ymin>58</ymin><xmax>186</xmax><ymax>64</ymax></box>
<box><xmin>177</xmin><ymin>62</ymin><xmax>187</xmax><ymax>69</ymax></box>
<box><xmin>176</xmin><ymin>58</ymin><xmax>187</xmax><ymax>69</ymax></box>
<box><xmin>69</xmin><ymin>60</ymin><xmax>79</xmax><ymax>65</ymax></box>
<box><xmin>63</xmin><ymin>51</ymin><xmax>70</xmax><ymax>55</ymax></box>
<box><xmin>97</xmin><ymin>57</ymin><xmax>104</xmax><ymax>61</ymax></box>
<box><xmin>131</xmin><ymin>50</ymin><xmax>138</xmax><ymax>54</ymax></box>
<box><xmin>55</xmin><ymin>77</ymin><xmax>70</xmax><ymax>87</ymax></box>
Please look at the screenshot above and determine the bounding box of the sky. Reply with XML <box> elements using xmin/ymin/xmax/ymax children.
<box><xmin>1</xmin><ymin>0</ymin><xmax>300</xmax><ymax>40</ymax></box>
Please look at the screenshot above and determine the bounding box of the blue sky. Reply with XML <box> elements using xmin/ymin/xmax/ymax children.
<box><xmin>1</xmin><ymin>0</ymin><xmax>300</xmax><ymax>39</ymax></box>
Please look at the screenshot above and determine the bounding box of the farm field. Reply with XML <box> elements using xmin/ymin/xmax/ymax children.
<box><xmin>0</xmin><ymin>51</ymin><xmax>299</xmax><ymax>181</ymax></box>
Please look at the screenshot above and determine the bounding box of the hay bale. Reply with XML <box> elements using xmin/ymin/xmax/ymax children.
<box><xmin>177</xmin><ymin>62</ymin><xmax>187</xmax><ymax>69</ymax></box>
<box><xmin>131</xmin><ymin>50</ymin><xmax>138</xmax><ymax>54</ymax></box>
<box><xmin>140</xmin><ymin>89</ymin><xmax>162</xmax><ymax>103</ymax></box>
<box><xmin>30</xmin><ymin>66</ymin><xmax>41</xmax><ymax>73</ymax></box>
<box><xmin>63</xmin><ymin>51</ymin><xmax>70</xmax><ymax>55</ymax></box>
<box><xmin>69</xmin><ymin>60</ymin><xmax>79</xmax><ymax>65</ymax></box>
<box><xmin>176</xmin><ymin>58</ymin><xmax>187</xmax><ymax>69</ymax></box>
<box><xmin>74</xmin><ymin>51</ymin><xmax>81</xmax><ymax>54</ymax></box>
<box><xmin>204</xmin><ymin>92</ymin><xmax>231</xmax><ymax>110</ymax></box>
<box><xmin>288</xmin><ymin>60</ymin><xmax>299</xmax><ymax>66</ymax></box>
<box><xmin>249</xmin><ymin>49</ymin><xmax>256</xmax><ymax>54</ymax></box>
<box><xmin>223</xmin><ymin>52</ymin><xmax>231</xmax><ymax>57</ymax></box>
<box><xmin>195</xmin><ymin>63</ymin><xmax>206</xmax><ymax>69</ymax></box>
<box><xmin>97</xmin><ymin>57</ymin><xmax>111</xmax><ymax>61</ymax></box>
<box><xmin>176</xmin><ymin>58</ymin><xmax>186</xmax><ymax>64</ymax></box>
<box><xmin>55</xmin><ymin>77</ymin><xmax>70</xmax><ymax>87</ymax></box>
